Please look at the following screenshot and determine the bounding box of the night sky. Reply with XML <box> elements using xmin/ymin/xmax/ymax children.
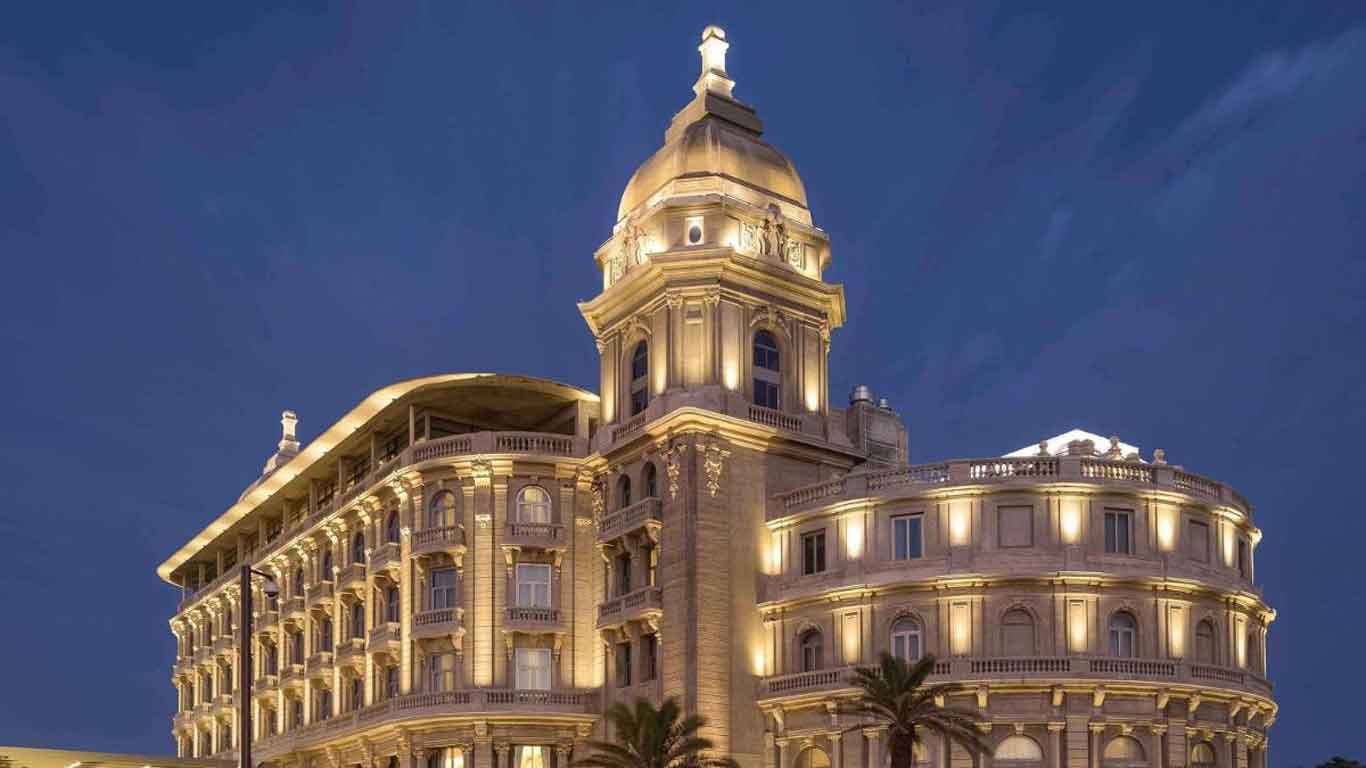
<box><xmin>2</xmin><ymin>3</ymin><xmax>1364</xmax><ymax>765</ymax></box>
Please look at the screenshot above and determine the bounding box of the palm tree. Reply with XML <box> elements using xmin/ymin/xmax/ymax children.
<box><xmin>573</xmin><ymin>697</ymin><xmax>739</xmax><ymax>768</ymax></box>
<box><xmin>839</xmin><ymin>653</ymin><xmax>989</xmax><ymax>768</ymax></box>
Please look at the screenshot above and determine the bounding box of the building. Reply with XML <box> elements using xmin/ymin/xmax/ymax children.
<box><xmin>0</xmin><ymin>746</ymin><xmax>229</xmax><ymax>768</ymax></box>
<box><xmin>159</xmin><ymin>26</ymin><xmax>1274</xmax><ymax>768</ymax></box>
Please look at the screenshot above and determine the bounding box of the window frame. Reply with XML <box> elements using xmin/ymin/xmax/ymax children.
<box><xmin>890</xmin><ymin>617</ymin><xmax>922</xmax><ymax>662</ymax></box>
<box><xmin>515</xmin><ymin>563</ymin><xmax>553</xmax><ymax>608</ymax></box>
<box><xmin>430</xmin><ymin>567</ymin><xmax>458</xmax><ymax>611</ymax></box>
<box><xmin>515</xmin><ymin>647</ymin><xmax>552</xmax><ymax>690</ymax></box>
<box><xmin>1103</xmin><ymin>508</ymin><xmax>1133</xmax><ymax>555</ymax></box>
<box><xmin>629</xmin><ymin>342</ymin><xmax>649</xmax><ymax>416</ymax></box>
<box><xmin>1108</xmin><ymin>612</ymin><xmax>1137</xmax><ymax>658</ymax></box>
<box><xmin>801</xmin><ymin>529</ymin><xmax>827</xmax><ymax>576</ymax></box>
<box><xmin>799</xmin><ymin>629</ymin><xmax>824</xmax><ymax>672</ymax></box>
<box><xmin>892</xmin><ymin>514</ymin><xmax>924</xmax><ymax>560</ymax></box>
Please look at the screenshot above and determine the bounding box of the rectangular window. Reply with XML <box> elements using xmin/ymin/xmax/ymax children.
<box><xmin>643</xmin><ymin>634</ymin><xmax>658</xmax><ymax>681</ymax></box>
<box><xmin>386</xmin><ymin>665</ymin><xmax>400</xmax><ymax>699</ymax></box>
<box><xmin>1104</xmin><ymin>509</ymin><xmax>1132</xmax><ymax>554</ymax></box>
<box><xmin>516</xmin><ymin>564</ymin><xmax>552</xmax><ymax>608</ymax></box>
<box><xmin>630</xmin><ymin>387</ymin><xmax>649</xmax><ymax>417</ymax></box>
<box><xmin>1188</xmin><ymin>520</ymin><xmax>1210</xmax><ymax>562</ymax></box>
<box><xmin>291</xmin><ymin>699</ymin><xmax>303</xmax><ymax>728</ymax></box>
<box><xmin>616</xmin><ymin>641</ymin><xmax>632</xmax><ymax>687</ymax></box>
<box><xmin>430</xmin><ymin>568</ymin><xmax>458</xmax><ymax>610</ymax></box>
<box><xmin>515</xmin><ymin>648</ymin><xmax>552</xmax><ymax>690</ymax></box>
<box><xmin>997</xmin><ymin>505</ymin><xmax>1033</xmax><ymax>548</ymax></box>
<box><xmin>615</xmin><ymin>553</ymin><xmax>632</xmax><ymax>595</ymax></box>
<box><xmin>385</xmin><ymin>586</ymin><xmax>400</xmax><ymax>623</ymax></box>
<box><xmin>1237</xmin><ymin>538</ymin><xmax>1249</xmax><ymax>577</ymax></box>
<box><xmin>427</xmin><ymin>653</ymin><xmax>455</xmax><ymax>692</ymax></box>
<box><xmin>318</xmin><ymin>690</ymin><xmax>331</xmax><ymax>720</ymax></box>
<box><xmin>801</xmin><ymin>530</ymin><xmax>826</xmax><ymax>575</ymax></box>
<box><xmin>753</xmin><ymin>379</ymin><xmax>779</xmax><ymax>409</ymax></box>
<box><xmin>892</xmin><ymin>514</ymin><xmax>923</xmax><ymax>560</ymax></box>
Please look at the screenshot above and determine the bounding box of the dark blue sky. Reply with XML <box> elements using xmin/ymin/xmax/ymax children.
<box><xmin>1</xmin><ymin>2</ymin><xmax>1363</xmax><ymax>765</ymax></box>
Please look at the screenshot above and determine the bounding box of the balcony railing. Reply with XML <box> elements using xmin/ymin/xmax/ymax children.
<box><xmin>747</xmin><ymin>404</ymin><xmax>803</xmax><ymax>433</ymax></box>
<box><xmin>597</xmin><ymin>586</ymin><xmax>663</xmax><ymax>627</ymax></box>
<box><xmin>255</xmin><ymin>611</ymin><xmax>279</xmax><ymax>633</ymax></box>
<box><xmin>369</xmin><ymin>542</ymin><xmax>400</xmax><ymax>573</ymax></box>
<box><xmin>368</xmin><ymin>621</ymin><xmax>401</xmax><ymax>649</ymax></box>
<box><xmin>282</xmin><ymin>596</ymin><xmax>306</xmax><ymax>620</ymax></box>
<box><xmin>505</xmin><ymin>606</ymin><xmax>561</xmax><ymax>629</ymax></box>
<box><xmin>505</xmin><ymin>522</ymin><xmax>564</xmax><ymax>548</ymax></box>
<box><xmin>306</xmin><ymin>651</ymin><xmax>333</xmax><ymax>677</ymax></box>
<box><xmin>756</xmin><ymin>657</ymin><xmax>1271</xmax><ymax>700</ymax></box>
<box><xmin>305</xmin><ymin>581</ymin><xmax>334</xmax><ymax>604</ymax></box>
<box><xmin>337</xmin><ymin>562</ymin><xmax>366</xmax><ymax>592</ymax></box>
<box><xmin>412</xmin><ymin>525</ymin><xmax>465</xmax><ymax>555</ymax></box>
<box><xmin>774</xmin><ymin>456</ymin><xmax>1253</xmax><ymax>519</ymax></box>
<box><xmin>598</xmin><ymin>497</ymin><xmax>661</xmax><ymax>542</ymax></box>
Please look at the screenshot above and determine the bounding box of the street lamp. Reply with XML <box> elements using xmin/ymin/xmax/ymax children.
<box><xmin>238</xmin><ymin>565</ymin><xmax>280</xmax><ymax>768</ymax></box>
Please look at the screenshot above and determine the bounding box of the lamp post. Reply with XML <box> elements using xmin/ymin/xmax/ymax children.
<box><xmin>238</xmin><ymin>565</ymin><xmax>279</xmax><ymax>768</ymax></box>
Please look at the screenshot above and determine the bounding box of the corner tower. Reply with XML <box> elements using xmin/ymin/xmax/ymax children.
<box><xmin>579</xmin><ymin>26</ymin><xmax>846</xmax><ymax>435</ymax></box>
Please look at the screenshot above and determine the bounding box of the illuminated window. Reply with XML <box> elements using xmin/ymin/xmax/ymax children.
<box><xmin>430</xmin><ymin>568</ymin><xmax>458</xmax><ymax>610</ymax></box>
<box><xmin>1109</xmin><ymin>612</ymin><xmax>1137</xmax><ymax>658</ymax></box>
<box><xmin>514</xmin><ymin>747</ymin><xmax>545</xmax><ymax>768</ymax></box>
<box><xmin>994</xmin><ymin>736</ymin><xmax>1043</xmax><ymax>767</ymax></box>
<box><xmin>517</xmin><ymin>485</ymin><xmax>552</xmax><ymax>523</ymax></box>
<box><xmin>643</xmin><ymin>462</ymin><xmax>658</xmax><ymax>499</ymax></box>
<box><xmin>1001</xmin><ymin>609</ymin><xmax>1035</xmax><ymax>656</ymax></box>
<box><xmin>753</xmin><ymin>330</ymin><xmax>781</xmax><ymax>409</ymax></box>
<box><xmin>1104</xmin><ymin>509</ymin><xmax>1132</xmax><ymax>554</ymax></box>
<box><xmin>1190</xmin><ymin>743</ymin><xmax>1216</xmax><ymax>768</ymax></box>
<box><xmin>800</xmin><ymin>629</ymin><xmax>823</xmax><ymax>671</ymax></box>
<box><xmin>428</xmin><ymin>491</ymin><xmax>457</xmax><ymax>528</ymax></box>
<box><xmin>516</xmin><ymin>564</ymin><xmax>552</xmax><ymax>608</ymax></box>
<box><xmin>385</xmin><ymin>510</ymin><xmax>400</xmax><ymax>544</ymax></box>
<box><xmin>794</xmin><ymin>747</ymin><xmax>830</xmax><ymax>768</ymax></box>
<box><xmin>515</xmin><ymin>648</ymin><xmax>551</xmax><ymax>690</ymax></box>
<box><xmin>892</xmin><ymin>514</ymin><xmax>923</xmax><ymax>560</ymax></box>
<box><xmin>801</xmin><ymin>530</ymin><xmax>826</xmax><ymax>575</ymax></box>
<box><xmin>629</xmin><ymin>342</ymin><xmax>649</xmax><ymax>416</ymax></box>
<box><xmin>1101</xmin><ymin>736</ymin><xmax>1145</xmax><ymax>768</ymax></box>
<box><xmin>1195</xmin><ymin>620</ymin><xmax>1216</xmax><ymax>664</ymax></box>
<box><xmin>891</xmin><ymin>617</ymin><xmax>922</xmax><ymax>662</ymax></box>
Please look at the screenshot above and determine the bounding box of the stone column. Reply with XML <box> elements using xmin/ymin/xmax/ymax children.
<box><xmin>1149</xmin><ymin>725</ymin><xmax>1166</xmax><ymax>768</ymax></box>
<box><xmin>1047</xmin><ymin>723</ymin><xmax>1065</xmax><ymax>768</ymax></box>
<box><xmin>495</xmin><ymin>743</ymin><xmax>511</xmax><ymax>768</ymax></box>
<box><xmin>863</xmin><ymin>728</ymin><xmax>885</xmax><ymax>768</ymax></box>
<box><xmin>1234</xmin><ymin>729</ymin><xmax>1248</xmax><ymax>768</ymax></box>
<box><xmin>829</xmin><ymin>733</ymin><xmax>843</xmax><ymax>768</ymax></box>
<box><xmin>774</xmin><ymin>738</ymin><xmax>788</xmax><ymax>768</ymax></box>
<box><xmin>1088</xmin><ymin>724</ymin><xmax>1104</xmax><ymax>768</ymax></box>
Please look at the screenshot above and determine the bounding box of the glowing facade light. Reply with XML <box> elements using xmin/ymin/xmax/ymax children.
<box><xmin>950</xmin><ymin>603</ymin><xmax>971</xmax><ymax>655</ymax></box>
<box><xmin>845</xmin><ymin>515</ymin><xmax>864</xmax><ymax>559</ymax></box>
<box><xmin>1067</xmin><ymin>600</ymin><xmax>1088</xmax><ymax>652</ymax></box>
<box><xmin>949</xmin><ymin>501</ymin><xmax>971</xmax><ymax>546</ymax></box>
<box><xmin>1059</xmin><ymin>498</ymin><xmax>1083</xmax><ymax>544</ymax></box>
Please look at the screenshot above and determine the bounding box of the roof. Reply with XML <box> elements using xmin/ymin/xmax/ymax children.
<box><xmin>1003</xmin><ymin>428</ymin><xmax>1142</xmax><ymax>459</ymax></box>
<box><xmin>156</xmin><ymin>373</ymin><xmax>597</xmax><ymax>585</ymax></box>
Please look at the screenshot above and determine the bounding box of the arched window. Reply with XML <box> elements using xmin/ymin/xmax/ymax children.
<box><xmin>321</xmin><ymin>550</ymin><xmax>334</xmax><ymax>581</ymax></box>
<box><xmin>643</xmin><ymin>463</ymin><xmax>658</xmax><ymax>499</ymax></box>
<box><xmin>1195</xmin><ymin>620</ymin><xmax>1216</xmax><ymax>664</ymax></box>
<box><xmin>753</xmin><ymin>330</ymin><xmax>781</xmax><ymax>409</ymax></box>
<box><xmin>351</xmin><ymin>531</ymin><xmax>366</xmax><ymax>564</ymax></box>
<box><xmin>994</xmin><ymin>736</ymin><xmax>1043</xmax><ymax>768</ymax></box>
<box><xmin>1001</xmin><ymin>609</ymin><xmax>1035</xmax><ymax>656</ymax></box>
<box><xmin>629</xmin><ymin>341</ymin><xmax>649</xmax><ymax>416</ymax></box>
<box><xmin>1109</xmin><ymin>612</ymin><xmax>1137</xmax><ymax>658</ymax></box>
<box><xmin>618</xmin><ymin>475</ymin><xmax>632</xmax><ymax>508</ymax></box>
<box><xmin>793</xmin><ymin>748</ymin><xmax>830</xmax><ymax>768</ymax></box>
<box><xmin>385</xmin><ymin>510</ymin><xmax>400</xmax><ymax>544</ymax></box>
<box><xmin>428</xmin><ymin>490</ymin><xmax>457</xmax><ymax>528</ymax></box>
<box><xmin>799</xmin><ymin>629</ymin><xmax>823</xmax><ymax>672</ymax></box>
<box><xmin>293</xmin><ymin>567</ymin><xmax>304</xmax><ymax>597</ymax></box>
<box><xmin>1190</xmin><ymin>743</ymin><xmax>1216</xmax><ymax>768</ymax></box>
<box><xmin>890</xmin><ymin>617</ymin><xmax>922</xmax><ymax>662</ymax></box>
<box><xmin>1101</xmin><ymin>736</ymin><xmax>1146</xmax><ymax>768</ymax></box>
<box><xmin>517</xmin><ymin>485</ymin><xmax>552</xmax><ymax>523</ymax></box>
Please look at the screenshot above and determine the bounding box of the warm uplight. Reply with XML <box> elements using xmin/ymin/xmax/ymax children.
<box><xmin>724</xmin><ymin>362</ymin><xmax>739</xmax><ymax>391</ymax></box>
<box><xmin>949</xmin><ymin>501</ymin><xmax>971</xmax><ymax>545</ymax></box>
<box><xmin>1068</xmin><ymin>600</ymin><xmax>1087</xmax><ymax>652</ymax></box>
<box><xmin>845</xmin><ymin>516</ymin><xmax>864</xmax><ymax>559</ymax></box>
<box><xmin>843</xmin><ymin>613</ymin><xmax>861</xmax><ymax>664</ymax></box>
<box><xmin>805</xmin><ymin>388</ymin><xmax>819</xmax><ymax>413</ymax></box>
<box><xmin>1222</xmin><ymin>520</ymin><xmax>1237</xmax><ymax>567</ymax></box>
<box><xmin>1235</xmin><ymin>615</ymin><xmax>1248</xmax><ymax>667</ymax></box>
<box><xmin>1167</xmin><ymin>605</ymin><xmax>1185</xmax><ymax>658</ymax></box>
<box><xmin>767</xmin><ymin>531</ymin><xmax>783</xmax><ymax>574</ymax></box>
<box><xmin>950</xmin><ymin>603</ymin><xmax>971</xmax><ymax>655</ymax></box>
<box><xmin>752</xmin><ymin>647</ymin><xmax>767</xmax><ymax>676</ymax></box>
<box><xmin>1059</xmin><ymin>498</ymin><xmax>1083</xmax><ymax>543</ymax></box>
<box><xmin>1156</xmin><ymin>507</ymin><xmax>1176</xmax><ymax>551</ymax></box>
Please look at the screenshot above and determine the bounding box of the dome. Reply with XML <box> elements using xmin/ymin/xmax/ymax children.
<box><xmin>617</xmin><ymin>117</ymin><xmax>808</xmax><ymax>222</ymax></box>
<box><xmin>616</xmin><ymin>26</ymin><xmax>810</xmax><ymax>224</ymax></box>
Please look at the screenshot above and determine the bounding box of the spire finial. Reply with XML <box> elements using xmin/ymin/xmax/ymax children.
<box><xmin>695</xmin><ymin>26</ymin><xmax>735</xmax><ymax>99</ymax></box>
<box><xmin>279</xmin><ymin>409</ymin><xmax>299</xmax><ymax>453</ymax></box>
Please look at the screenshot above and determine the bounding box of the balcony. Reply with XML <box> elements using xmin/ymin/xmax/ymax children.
<box><xmin>755</xmin><ymin>657</ymin><xmax>1272</xmax><ymax>703</ymax></box>
<box><xmin>254</xmin><ymin>674</ymin><xmax>279</xmax><ymax>698</ymax></box>
<box><xmin>368</xmin><ymin>621</ymin><xmax>401</xmax><ymax>654</ymax></box>
<box><xmin>505</xmin><ymin>522</ymin><xmax>565</xmax><ymax>549</ymax></box>
<box><xmin>194</xmin><ymin>646</ymin><xmax>212</xmax><ymax>664</ymax></box>
<box><xmin>597</xmin><ymin>586</ymin><xmax>663</xmax><ymax>629</ymax></box>
<box><xmin>504</xmin><ymin>606</ymin><xmax>562</xmax><ymax>632</ymax></box>
<box><xmin>306</xmin><ymin>651</ymin><xmax>333</xmax><ymax>679</ymax></box>
<box><xmin>412</xmin><ymin>525</ymin><xmax>465</xmax><ymax>556</ymax></box>
<box><xmin>369</xmin><ymin>542</ymin><xmax>400</xmax><ymax>575</ymax></box>
<box><xmin>282</xmin><ymin>596</ymin><xmax>306</xmax><ymax>623</ymax></box>
<box><xmin>412</xmin><ymin>608</ymin><xmax>463</xmax><ymax>640</ymax></box>
<box><xmin>335</xmin><ymin>637</ymin><xmax>366</xmax><ymax>668</ymax></box>
<box><xmin>598</xmin><ymin>498</ymin><xmax>662</xmax><ymax>543</ymax></box>
<box><xmin>306</xmin><ymin>581</ymin><xmax>335</xmax><ymax>606</ymax></box>
<box><xmin>280</xmin><ymin>663</ymin><xmax>305</xmax><ymax>690</ymax></box>
<box><xmin>173</xmin><ymin>710</ymin><xmax>196</xmax><ymax>731</ymax></box>
<box><xmin>337</xmin><ymin>563</ymin><xmax>367</xmax><ymax>594</ymax></box>
<box><xmin>175</xmin><ymin>657</ymin><xmax>195</xmax><ymax>676</ymax></box>
<box><xmin>255</xmin><ymin>611</ymin><xmax>280</xmax><ymax>636</ymax></box>
<box><xmin>213</xmin><ymin>636</ymin><xmax>234</xmax><ymax>657</ymax></box>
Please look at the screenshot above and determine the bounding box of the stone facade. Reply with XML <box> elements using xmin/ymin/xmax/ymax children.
<box><xmin>159</xmin><ymin>26</ymin><xmax>1273</xmax><ymax>768</ymax></box>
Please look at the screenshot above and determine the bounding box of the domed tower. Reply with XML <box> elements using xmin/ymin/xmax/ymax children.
<box><xmin>579</xmin><ymin>25</ymin><xmax>851</xmax><ymax>435</ymax></box>
<box><xmin>579</xmin><ymin>27</ymin><xmax>906</xmax><ymax>768</ymax></box>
